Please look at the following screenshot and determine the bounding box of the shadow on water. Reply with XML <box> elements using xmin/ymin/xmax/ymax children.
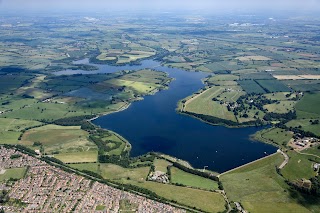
<box><xmin>62</xmin><ymin>59</ymin><xmax>278</xmax><ymax>173</ymax></box>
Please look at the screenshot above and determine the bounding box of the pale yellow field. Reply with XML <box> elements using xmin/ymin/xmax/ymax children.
<box><xmin>107</xmin><ymin>79</ymin><xmax>156</xmax><ymax>94</ymax></box>
<box><xmin>236</xmin><ymin>55</ymin><xmax>272</xmax><ymax>61</ymax></box>
<box><xmin>273</xmin><ymin>75</ymin><xmax>320</xmax><ymax>80</ymax></box>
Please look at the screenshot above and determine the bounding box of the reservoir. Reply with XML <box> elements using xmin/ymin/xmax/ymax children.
<box><xmin>59</xmin><ymin>59</ymin><xmax>277</xmax><ymax>173</ymax></box>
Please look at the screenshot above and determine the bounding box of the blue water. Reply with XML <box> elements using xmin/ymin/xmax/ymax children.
<box><xmin>61</xmin><ymin>59</ymin><xmax>277</xmax><ymax>173</ymax></box>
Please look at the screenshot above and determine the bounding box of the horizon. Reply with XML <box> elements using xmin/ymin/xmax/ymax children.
<box><xmin>1</xmin><ymin>0</ymin><xmax>320</xmax><ymax>14</ymax></box>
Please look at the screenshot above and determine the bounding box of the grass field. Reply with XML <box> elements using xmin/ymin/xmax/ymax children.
<box><xmin>21</xmin><ymin>124</ymin><xmax>97</xmax><ymax>156</ymax></box>
<box><xmin>301</xmin><ymin>145</ymin><xmax>320</xmax><ymax>157</ymax></box>
<box><xmin>153</xmin><ymin>158</ymin><xmax>171</xmax><ymax>173</ymax></box>
<box><xmin>220</xmin><ymin>154</ymin><xmax>313</xmax><ymax>213</ymax></box>
<box><xmin>281</xmin><ymin>151</ymin><xmax>317</xmax><ymax>181</ymax></box>
<box><xmin>183</xmin><ymin>86</ymin><xmax>237</xmax><ymax>122</ymax></box>
<box><xmin>286</xmin><ymin>119</ymin><xmax>320</xmax><ymax>136</ymax></box>
<box><xmin>54</xmin><ymin>150</ymin><xmax>98</xmax><ymax>163</ymax></box>
<box><xmin>0</xmin><ymin>118</ymin><xmax>42</xmax><ymax>144</ymax></box>
<box><xmin>170</xmin><ymin>167</ymin><xmax>219</xmax><ymax>190</ymax></box>
<box><xmin>295</xmin><ymin>92</ymin><xmax>320</xmax><ymax>119</ymax></box>
<box><xmin>253</xmin><ymin>127</ymin><xmax>293</xmax><ymax>148</ymax></box>
<box><xmin>0</xmin><ymin>167</ymin><xmax>27</xmax><ymax>182</ymax></box>
<box><xmin>263</xmin><ymin>101</ymin><xmax>296</xmax><ymax>114</ymax></box>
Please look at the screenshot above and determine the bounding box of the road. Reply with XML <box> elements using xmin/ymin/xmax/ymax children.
<box><xmin>277</xmin><ymin>149</ymin><xmax>289</xmax><ymax>169</ymax></box>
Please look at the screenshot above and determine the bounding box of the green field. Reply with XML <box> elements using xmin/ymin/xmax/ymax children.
<box><xmin>183</xmin><ymin>86</ymin><xmax>237</xmax><ymax>122</ymax></box>
<box><xmin>170</xmin><ymin>167</ymin><xmax>219</xmax><ymax>190</ymax></box>
<box><xmin>281</xmin><ymin>151</ymin><xmax>317</xmax><ymax>181</ymax></box>
<box><xmin>253</xmin><ymin>127</ymin><xmax>293</xmax><ymax>148</ymax></box>
<box><xmin>0</xmin><ymin>167</ymin><xmax>27</xmax><ymax>182</ymax></box>
<box><xmin>153</xmin><ymin>158</ymin><xmax>171</xmax><ymax>173</ymax></box>
<box><xmin>286</xmin><ymin>119</ymin><xmax>320</xmax><ymax>136</ymax></box>
<box><xmin>295</xmin><ymin>92</ymin><xmax>320</xmax><ymax>119</ymax></box>
<box><xmin>237</xmin><ymin>80</ymin><xmax>266</xmax><ymax>94</ymax></box>
<box><xmin>301</xmin><ymin>145</ymin><xmax>320</xmax><ymax>157</ymax></box>
<box><xmin>0</xmin><ymin>118</ymin><xmax>42</xmax><ymax>144</ymax></box>
<box><xmin>256</xmin><ymin>79</ymin><xmax>291</xmax><ymax>93</ymax></box>
<box><xmin>70</xmin><ymin>162</ymin><xmax>226</xmax><ymax>212</ymax></box>
<box><xmin>54</xmin><ymin>150</ymin><xmax>98</xmax><ymax>163</ymax></box>
<box><xmin>21</xmin><ymin>124</ymin><xmax>97</xmax><ymax>156</ymax></box>
<box><xmin>220</xmin><ymin>154</ymin><xmax>314</xmax><ymax>213</ymax></box>
<box><xmin>263</xmin><ymin>101</ymin><xmax>296</xmax><ymax>114</ymax></box>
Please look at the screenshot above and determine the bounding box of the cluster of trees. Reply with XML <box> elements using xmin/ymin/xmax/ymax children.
<box><xmin>183</xmin><ymin>111</ymin><xmax>262</xmax><ymax>127</ymax></box>
<box><xmin>286</xmin><ymin>176</ymin><xmax>320</xmax><ymax>197</ymax></box>
<box><xmin>263</xmin><ymin>110</ymin><xmax>297</xmax><ymax>123</ymax></box>
<box><xmin>53</xmin><ymin>115</ymin><xmax>96</xmax><ymax>131</ymax></box>
<box><xmin>172</xmin><ymin>162</ymin><xmax>219</xmax><ymax>182</ymax></box>
<box><xmin>0</xmin><ymin>190</ymin><xmax>9</xmax><ymax>204</ymax></box>
<box><xmin>89</xmin><ymin>135</ymin><xmax>122</xmax><ymax>153</ymax></box>
<box><xmin>98</xmin><ymin>154</ymin><xmax>130</xmax><ymax>168</ymax></box>
<box><xmin>276</xmin><ymin>123</ymin><xmax>317</xmax><ymax>138</ymax></box>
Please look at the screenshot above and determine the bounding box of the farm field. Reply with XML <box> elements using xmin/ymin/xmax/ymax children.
<box><xmin>295</xmin><ymin>92</ymin><xmax>320</xmax><ymax>119</ymax></box>
<box><xmin>182</xmin><ymin>86</ymin><xmax>237</xmax><ymax>122</ymax></box>
<box><xmin>1</xmin><ymin>11</ymin><xmax>320</xmax><ymax>213</ymax></box>
<box><xmin>170</xmin><ymin>167</ymin><xmax>219</xmax><ymax>190</ymax></box>
<box><xmin>153</xmin><ymin>158</ymin><xmax>171</xmax><ymax>173</ymax></box>
<box><xmin>20</xmin><ymin>124</ymin><xmax>97</xmax><ymax>155</ymax></box>
<box><xmin>252</xmin><ymin>127</ymin><xmax>293</xmax><ymax>148</ymax></box>
<box><xmin>281</xmin><ymin>151</ymin><xmax>317</xmax><ymax>181</ymax></box>
<box><xmin>237</xmin><ymin>80</ymin><xmax>266</xmax><ymax>94</ymax></box>
<box><xmin>220</xmin><ymin>154</ymin><xmax>316</xmax><ymax>213</ymax></box>
<box><xmin>286</xmin><ymin>119</ymin><xmax>320</xmax><ymax>136</ymax></box>
<box><xmin>263</xmin><ymin>100</ymin><xmax>296</xmax><ymax>114</ymax></box>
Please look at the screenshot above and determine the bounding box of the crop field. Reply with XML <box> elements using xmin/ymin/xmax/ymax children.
<box><xmin>239</xmin><ymin>72</ymin><xmax>274</xmax><ymax>80</ymax></box>
<box><xmin>256</xmin><ymin>80</ymin><xmax>291</xmax><ymax>93</ymax></box>
<box><xmin>237</xmin><ymin>80</ymin><xmax>266</xmax><ymax>94</ymax></box>
<box><xmin>21</xmin><ymin>124</ymin><xmax>97</xmax><ymax>155</ymax></box>
<box><xmin>170</xmin><ymin>167</ymin><xmax>219</xmax><ymax>190</ymax></box>
<box><xmin>263</xmin><ymin>101</ymin><xmax>296</xmax><ymax>114</ymax></box>
<box><xmin>295</xmin><ymin>92</ymin><xmax>320</xmax><ymax>119</ymax></box>
<box><xmin>0</xmin><ymin>167</ymin><xmax>27</xmax><ymax>182</ymax></box>
<box><xmin>207</xmin><ymin>74</ymin><xmax>239</xmax><ymax>81</ymax></box>
<box><xmin>236</xmin><ymin>55</ymin><xmax>272</xmax><ymax>61</ymax></box>
<box><xmin>282</xmin><ymin>80</ymin><xmax>320</xmax><ymax>92</ymax></box>
<box><xmin>220</xmin><ymin>154</ymin><xmax>313</xmax><ymax>213</ymax></box>
<box><xmin>183</xmin><ymin>86</ymin><xmax>237</xmax><ymax>122</ymax></box>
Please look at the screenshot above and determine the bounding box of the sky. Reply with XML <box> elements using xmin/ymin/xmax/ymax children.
<box><xmin>0</xmin><ymin>0</ymin><xmax>319</xmax><ymax>13</ymax></box>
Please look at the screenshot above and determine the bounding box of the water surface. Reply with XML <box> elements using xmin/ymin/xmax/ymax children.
<box><xmin>63</xmin><ymin>59</ymin><xmax>277</xmax><ymax>173</ymax></box>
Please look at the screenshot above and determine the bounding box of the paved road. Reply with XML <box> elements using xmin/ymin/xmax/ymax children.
<box><xmin>277</xmin><ymin>149</ymin><xmax>289</xmax><ymax>169</ymax></box>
